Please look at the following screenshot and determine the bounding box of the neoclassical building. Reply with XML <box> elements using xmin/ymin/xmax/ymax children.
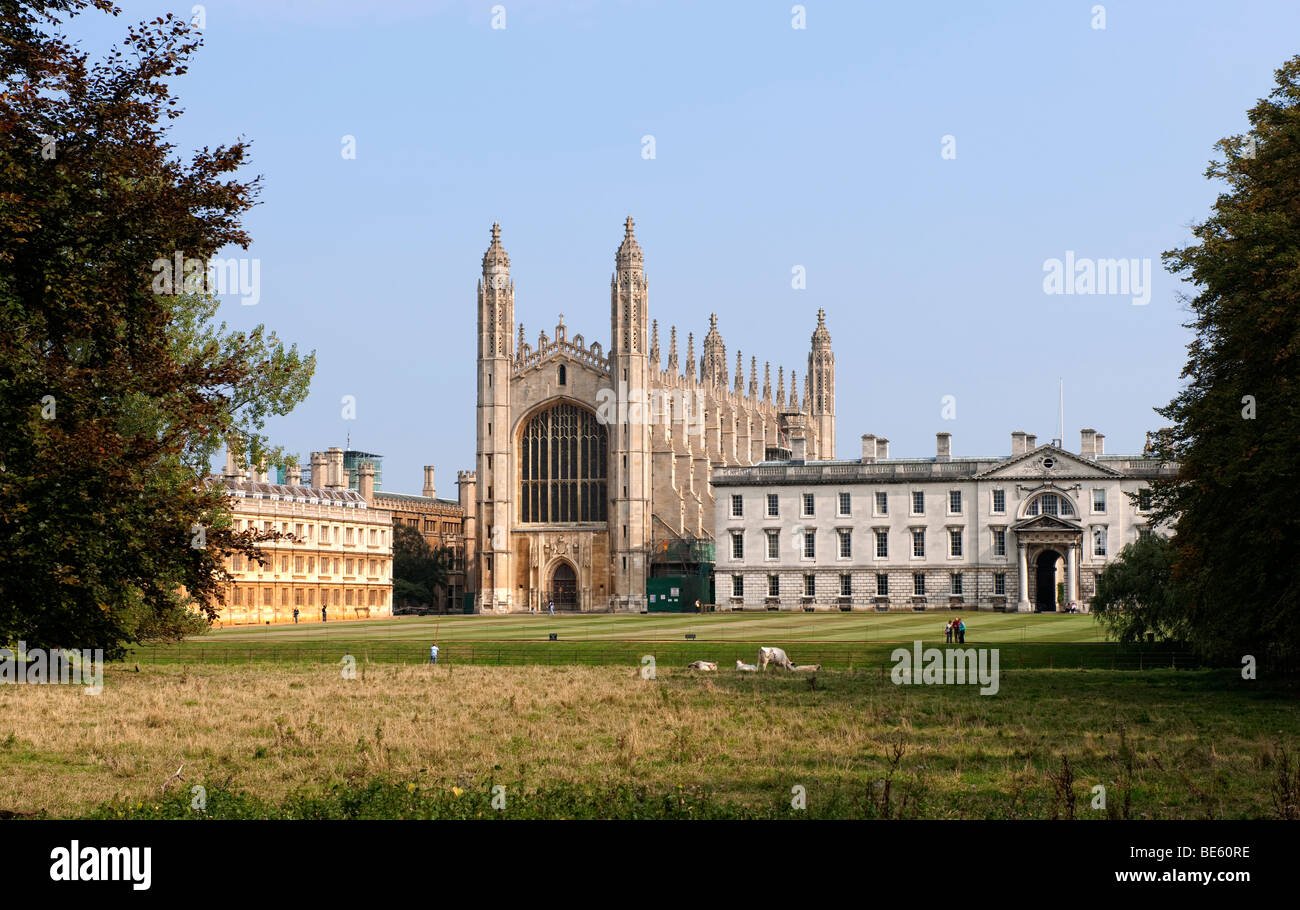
<box><xmin>712</xmin><ymin>428</ymin><xmax>1175</xmax><ymax>612</ymax></box>
<box><xmin>475</xmin><ymin>218</ymin><xmax>836</xmax><ymax>612</ymax></box>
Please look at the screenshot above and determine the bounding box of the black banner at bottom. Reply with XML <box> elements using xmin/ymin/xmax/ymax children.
<box><xmin>0</xmin><ymin>819</ymin><xmax>1284</xmax><ymax>897</ymax></box>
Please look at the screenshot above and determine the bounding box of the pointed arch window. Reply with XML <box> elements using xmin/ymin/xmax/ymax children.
<box><xmin>520</xmin><ymin>403</ymin><xmax>608</xmax><ymax>523</ymax></box>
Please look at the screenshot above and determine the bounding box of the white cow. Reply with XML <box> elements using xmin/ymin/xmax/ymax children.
<box><xmin>735</xmin><ymin>660</ymin><xmax>758</xmax><ymax>672</ymax></box>
<box><xmin>687</xmin><ymin>660</ymin><xmax>718</xmax><ymax>671</ymax></box>
<box><xmin>757</xmin><ymin>647</ymin><xmax>795</xmax><ymax>671</ymax></box>
<box><xmin>791</xmin><ymin>664</ymin><xmax>822</xmax><ymax>672</ymax></box>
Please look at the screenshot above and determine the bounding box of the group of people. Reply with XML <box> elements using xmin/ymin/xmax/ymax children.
<box><xmin>944</xmin><ymin>616</ymin><xmax>967</xmax><ymax>644</ymax></box>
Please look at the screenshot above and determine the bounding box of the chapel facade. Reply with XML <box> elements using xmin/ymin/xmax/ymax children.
<box><xmin>474</xmin><ymin>218</ymin><xmax>836</xmax><ymax>612</ymax></box>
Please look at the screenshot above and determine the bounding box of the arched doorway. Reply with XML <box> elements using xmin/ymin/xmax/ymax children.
<box><xmin>547</xmin><ymin>562</ymin><xmax>578</xmax><ymax>611</ymax></box>
<box><xmin>1035</xmin><ymin>550</ymin><xmax>1061</xmax><ymax>612</ymax></box>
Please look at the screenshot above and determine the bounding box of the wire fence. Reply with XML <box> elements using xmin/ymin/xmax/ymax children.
<box><xmin>127</xmin><ymin>640</ymin><xmax>1203</xmax><ymax>672</ymax></box>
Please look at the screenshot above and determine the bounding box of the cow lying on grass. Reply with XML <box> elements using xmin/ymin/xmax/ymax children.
<box><xmin>687</xmin><ymin>660</ymin><xmax>718</xmax><ymax>671</ymax></box>
<box><xmin>735</xmin><ymin>660</ymin><xmax>758</xmax><ymax>672</ymax></box>
<box><xmin>757</xmin><ymin>646</ymin><xmax>795</xmax><ymax>671</ymax></box>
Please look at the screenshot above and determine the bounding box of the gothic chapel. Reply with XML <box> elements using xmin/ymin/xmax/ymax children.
<box><xmin>474</xmin><ymin>218</ymin><xmax>836</xmax><ymax>612</ymax></box>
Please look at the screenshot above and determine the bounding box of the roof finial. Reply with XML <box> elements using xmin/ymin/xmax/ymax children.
<box><xmin>491</xmin><ymin>222</ymin><xmax>501</xmax><ymax>242</ymax></box>
<box><xmin>624</xmin><ymin>215</ymin><xmax>635</xmax><ymax>238</ymax></box>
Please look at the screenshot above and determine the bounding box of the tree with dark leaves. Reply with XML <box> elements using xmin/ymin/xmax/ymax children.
<box><xmin>0</xmin><ymin>1</ymin><xmax>314</xmax><ymax>658</ymax></box>
<box><xmin>1150</xmin><ymin>55</ymin><xmax>1300</xmax><ymax>666</ymax></box>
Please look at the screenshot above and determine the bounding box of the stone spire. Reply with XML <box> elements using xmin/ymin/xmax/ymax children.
<box><xmin>479</xmin><ymin>221</ymin><xmax>513</xmax><ymax>360</ymax></box>
<box><xmin>611</xmin><ymin>215</ymin><xmax>647</xmax><ymax>356</ymax></box>
<box><xmin>701</xmin><ymin>312</ymin><xmax>726</xmax><ymax>387</ymax></box>
<box><xmin>685</xmin><ymin>331</ymin><xmax>696</xmax><ymax>381</ymax></box>
<box><xmin>477</xmin><ymin>221</ymin><xmax>514</xmax><ymax>609</ymax></box>
<box><xmin>517</xmin><ymin>323</ymin><xmax>526</xmax><ymax>360</ymax></box>
<box><xmin>734</xmin><ymin>350</ymin><xmax>744</xmax><ymax>395</ymax></box>
<box><xmin>609</xmin><ymin>214</ymin><xmax>651</xmax><ymax>612</ymax></box>
<box><xmin>808</xmin><ymin>306</ymin><xmax>836</xmax><ymax>459</ymax></box>
<box><xmin>615</xmin><ymin>215</ymin><xmax>643</xmax><ymax>271</ymax></box>
<box><xmin>482</xmin><ymin>221</ymin><xmax>510</xmax><ymax>274</ymax></box>
<box><xmin>789</xmin><ymin>370</ymin><xmax>799</xmax><ymax>411</ymax></box>
<box><xmin>776</xmin><ymin>366</ymin><xmax>785</xmax><ymax>405</ymax></box>
<box><xmin>748</xmin><ymin>356</ymin><xmax>758</xmax><ymax>400</ymax></box>
<box><xmin>762</xmin><ymin>361</ymin><xmax>771</xmax><ymax>404</ymax></box>
<box><xmin>812</xmin><ymin>307</ymin><xmax>831</xmax><ymax>349</ymax></box>
<box><xmin>667</xmin><ymin>325</ymin><xmax>679</xmax><ymax>373</ymax></box>
<box><xmin>649</xmin><ymin>319</ymin><xmax>660</xmax><ymax>370</ymax></box>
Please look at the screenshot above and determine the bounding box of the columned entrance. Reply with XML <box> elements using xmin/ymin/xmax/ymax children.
<box><xmin>1012</xmin><ymin>514</ymin><xmax>1084</xmax><ymax>612</ymax></box>
<box><xmin>1035</xmin><ymin>549</ymin><xmax>1061</xmax><ymax>612</ymax></box>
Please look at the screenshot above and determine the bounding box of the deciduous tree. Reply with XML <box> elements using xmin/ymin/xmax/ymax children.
<box><xmin>0</xmin><ymin>1</ymin><xmax>314</xmax><ymax>657</ymax></box>
<box><xmin>1151</xmin><ymin>55</ymin><xmax>1300</xmax><ymax>665</ymax></box>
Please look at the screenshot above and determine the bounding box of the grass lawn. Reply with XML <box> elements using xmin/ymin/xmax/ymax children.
<box><xmin>1</xmin><ymin>662</ymin><xmax>1296</xmax><ymax>819</ymax></box>
<box><xmin>127</xmin><ymin>612</ymin><xmax>1179</xmax><ymax>669</ymax></box>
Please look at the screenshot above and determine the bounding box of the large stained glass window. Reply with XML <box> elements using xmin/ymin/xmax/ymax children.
<box><xmin>519</xmin><ymin>403</ymin><xmax>608</xmax><ymax>523</ymax></box>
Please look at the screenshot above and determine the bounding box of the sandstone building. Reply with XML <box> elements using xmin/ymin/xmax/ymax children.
<box><xmin>307</xmin><ymin>447</ymin><xmax>475</xmax><ymax>611</ymax></box>
<box><xmin>213</xmin><ymin>448</ymin><xmax>394</xmax><ymax>625</ymax></box>
<box><xmin>475</xmin><ymin>218</ymin><xmax>836</xmax><ymax>612</ymax></box>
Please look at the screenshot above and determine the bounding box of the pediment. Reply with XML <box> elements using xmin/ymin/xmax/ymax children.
<box><xmin>976</xmin><ymin>444</ymin><xmax>1122</xmax><ymax>480</ymax></box>
<box><xmin>1012</xmin><ymin>514</ymin><xmax>1083</xmax><ymax>533</ymax></box>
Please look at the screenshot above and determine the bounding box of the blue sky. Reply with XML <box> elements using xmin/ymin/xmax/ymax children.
<box><xmin>74</xmin><ymin>1</ymin><xmax>1300</xmax><ymax>491</ymax></box>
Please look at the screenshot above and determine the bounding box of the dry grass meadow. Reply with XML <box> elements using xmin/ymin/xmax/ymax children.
<box><xmin>1</xmin><ymin>661</ymin><xmax>1297</xmax><ymax>818</ymax></box>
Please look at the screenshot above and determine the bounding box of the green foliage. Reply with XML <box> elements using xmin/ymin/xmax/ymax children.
<box><xmin>1093</xmin><ymin>534</ymin><xmax>1184</xmax><ymax>645</ymax></box>
<box><xmin>0</xmin><ymin>2</ymin><xmax>314</xmax><ymax>657</ymax></box>
<box><xmin>1151</xmin><ymin>54</ymin><xmax>1300</xmax><ymax>665</ymax></box>
<box><xmin>391</xmin><ymin>523</ymin><xmax>451</xmax><ymax>609</ymax></box>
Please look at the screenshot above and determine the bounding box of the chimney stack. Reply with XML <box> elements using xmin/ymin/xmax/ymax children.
<box><xmin>309</xmin><ymin>452</ymin><xmax>325</xmax><ymax>489</ymax></box>
<box><xmin>787</xmin><ymin>414</ymin><xmax>808</xmax><ymax>462</ymax></box>
<box><xmin>1011</xmin><ymin>431</ymin><xmax>1027</xmax><ymax>457</ymax></box>
<box><xmin>358</xmin><ymin>461</ymin><xmax>375</xmax><ymax>503</ymax></box>
<box><xmin>287</xmin><ymin>464</ymin><xmax>302</xmax><ymax>486</ymax></box>
<box><xmin>936</xmin><ymin>432</ymin><xmax>952</xmax><ymax>462</ymax></box>
<box><xmin>792</xmin><ymin>436</ymin><xmax>807</xmax><ymax>462</ymax></box>
<box><xmin>1080</xmin><ymin>428</ymin><xmax>1097</xmax><ymax>460</ymax></box>
<box><xmin>326</xmin><ymin>447</ymin><xmax>345</xmax><ymax>491</ymax></box>
<box><xmin>1095</xmin><ymin>433</ymin><xmax>1105</xmax><ymax>455</ymax></box>
<box><xmin>1026</xmin><ymin>434</ymin><xmax>1037</xmax><ymax>450</ymax></box>
<box><xmin>423</xmin><ymin>465</ymin><xmax>437</xmax><ymax>499</ymax></box>
<box><xmin>861</xmin><ymin>434</ymin><xmax>877</xmax><ymax>464</ymax></box>
<box><xmin>223</xmin><ymin>442</ymin><xmax>240</xmax><ymax>481</ymax></box>
<box><xmin>877</xmin><ymin>438</ymin><xmax>890</xmax><ymax>460</ymax></box>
